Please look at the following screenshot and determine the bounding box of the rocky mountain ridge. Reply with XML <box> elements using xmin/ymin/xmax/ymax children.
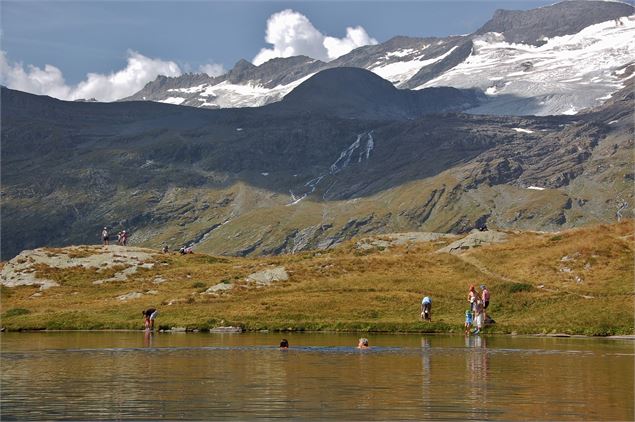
<box><xmin>123</xmin><ymin>1</ymin><xmax>634</xmax><ymax>116</ymax></box>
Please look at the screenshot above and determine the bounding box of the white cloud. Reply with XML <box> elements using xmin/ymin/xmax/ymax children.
<box><xmin>0</xmin><ymin>50</ymin><xmax>182</xmax><ymax>102</ymax></box>
<box><xmin>323</xmin><ymin>26</ymin><xmax>377</xmax><ymax>61</ymax></box>
<box><xmin>198</xmin><ymin>63</ymin><xmax>226</xmax><ymax>77</ymax></box>
<box><xmin>253</xmin><ymin>9</ymin><xmax>378</xmax><ymax>66</ymax></box>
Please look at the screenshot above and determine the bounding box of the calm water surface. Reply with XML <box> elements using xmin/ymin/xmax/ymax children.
<box><xmin>1</xmin><ymin>332</ymin><xmax>633</xmax><ymax>420</ymax></box>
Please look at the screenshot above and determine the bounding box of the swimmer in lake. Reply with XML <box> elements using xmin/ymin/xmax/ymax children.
<box><xmin>279</xmin><ymin>339</ymin><xmax>289</xmax><ymax>349</ymax></box>
<box><xmin>357</xmin><ymin>338</ymin><xmax>369</xmax><ymax>349</ymax></box>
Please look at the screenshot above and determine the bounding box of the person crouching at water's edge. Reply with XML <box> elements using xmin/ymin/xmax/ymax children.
<box><xmin>142</xmin><ymin>308</ymin><xmax>158</xmax><ymax>330</ymax></box>
<box><xmin>421</xmin><ymin>295</ymin><xmax>432</xmax><ymax>321</ymax></box>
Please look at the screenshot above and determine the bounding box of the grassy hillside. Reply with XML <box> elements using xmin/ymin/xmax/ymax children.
<box><xmin>1</xmin><ymin>221</ymin><xmax>633</xmax><ymax>335</ymax></box>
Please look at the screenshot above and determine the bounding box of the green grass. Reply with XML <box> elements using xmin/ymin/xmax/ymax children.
<box><xmin>1</xmin><ymin>221</ymin><xmax>633</xmax><ymax>336</ymax></box>
<box><xmin>3</xmin><ymin>308</ymin><xmax>31</xmax><ymax>317</ymax></box>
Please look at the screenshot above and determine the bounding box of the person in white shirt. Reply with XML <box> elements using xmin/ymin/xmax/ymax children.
<box><xmin>421</xmin><ymin>296</ymin><xmax>432</xmax><ymax>321</ymax></box>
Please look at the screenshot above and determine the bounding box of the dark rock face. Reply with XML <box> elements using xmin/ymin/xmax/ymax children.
<box><xmin>125</xmin><ymin>73</ymin><xmax>216</xmax><ymax>100</ymax></box>
<box><xmin>226</xmin><ymin>56</ymin><xmax>326</xmax><ymax>87</ymax></box>
<box><xmin>404</xmin><ymin>39</ymin><xmax>474</xmax><ymax>89</ymax></box>
<box><xmin>275</xmin><ymin>67</ymin><xmax>482</xmax><ymax>119</ymax></box>
<box><xmin>475</xmin><ymin>0</ymin><xmax>634</xmax><ymax>45</ymax></box>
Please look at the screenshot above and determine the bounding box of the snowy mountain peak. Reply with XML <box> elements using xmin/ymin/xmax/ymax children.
<box><xmin>122</xmin><ymin>0</ymin><xmax>635</xmax><ymax>117</ymax></box>
<box><xmin>476</xmin><ymin>0</ymin><xmax>634</xmax><ymax>45</ymax></box>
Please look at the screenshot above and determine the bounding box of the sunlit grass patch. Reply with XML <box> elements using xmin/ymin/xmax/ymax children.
<box><xmin>1</xmin><ymin>220</ymin><xmax>633</xmax><ymax>335</ymax></box>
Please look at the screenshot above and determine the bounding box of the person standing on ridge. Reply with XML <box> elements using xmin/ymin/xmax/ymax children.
<box><xmin>101</xmin><ymin>227</ymin><xmax>109</xmax><ymax>246</ymax></box>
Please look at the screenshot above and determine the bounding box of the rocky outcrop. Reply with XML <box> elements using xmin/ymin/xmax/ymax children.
<box><xmin>356</xmin><ymin>232</ymin><xmax>456</xmax><ymax>251</ymax></box>
<box><xmin>0</xmin><ymin>246</ymin><xmax>158</xmax><ymax>289</ymax></box>
<box><xmin>246</xmin><ymin>267</ymin><xmax>289</xmax><ymax>285</ymax></box>
<box><xmin>436</xmin><ymin>230</ymin><xmax>508</xmax><ymax>254</ymax></box>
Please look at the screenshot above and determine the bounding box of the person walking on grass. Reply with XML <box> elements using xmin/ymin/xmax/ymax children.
<box><xmin>421</xmin><ymin>295</ymin><xmax>432</xmax><ymax>321</ymax></box>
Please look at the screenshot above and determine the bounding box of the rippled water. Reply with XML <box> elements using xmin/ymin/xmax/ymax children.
<box><xmin>1</xmin><ymin>332</ymin><xmax>633</xmax><ymax>420</ymax></box>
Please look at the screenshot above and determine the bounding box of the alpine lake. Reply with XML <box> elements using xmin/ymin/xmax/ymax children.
<box><xmin>1</xmin><ymin>331</ymin><xmax>632</xmax><ymax>420</ymax></box>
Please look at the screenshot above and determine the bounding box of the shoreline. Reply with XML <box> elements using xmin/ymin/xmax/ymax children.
<box><xmin>2</xmin><ymin>327</ymin><xmax>633</xmax><ymax>339</ymax></box>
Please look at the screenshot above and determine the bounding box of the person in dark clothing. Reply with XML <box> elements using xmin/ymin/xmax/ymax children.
<box><xmin>142</xmin><ymin>308</ymin><xmax>158</xmax><ymax>330</ymax></box>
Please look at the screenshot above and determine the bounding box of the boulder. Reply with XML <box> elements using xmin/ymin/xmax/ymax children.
<box><xmin>203</xmin><ymin>283</ymin><xmax>234</xmax><ymax>293</ymax></box>
<box><xmin>246</xmin><ymin>266</ymin><xmax>289</xmax><ymax>285</ymax></box>
<box><xmin>436</xmin><ymin>230</ymin><xmax>508</xmax><ymax>254</ymax></box>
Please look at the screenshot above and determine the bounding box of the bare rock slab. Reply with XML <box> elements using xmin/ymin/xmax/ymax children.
<box><xmin>246</xmin><ymin>266</ymin><xmax>289</xmax><ymax>285</ymax></box>
<box><xmin>436</xmin><ymin>230</ymin><xmax>508</xmax><ymax>254</ymax></box>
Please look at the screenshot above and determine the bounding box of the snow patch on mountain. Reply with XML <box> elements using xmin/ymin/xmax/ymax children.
<box><xmin>384</xmin><ymin>48</ymin><xmax>420</xmax><ymax>58</ymax></box>
<box><xmin>331</xmin><ymin>134</ymin><xmax>362</xmax><ymax>174</ymax></box>
<box><xmin>168</xmin><ymin>84</ymin><xmax>208</xmax><ymax>94</ymax></box>
<box><xmin>159</xmin><ymin>73</ymin><xmax>316</xmax><ymax>108</ymax></box>
<box><xmin>371</xmin><ymin>46</ymin><xmax>458</xmax><ymax>87</ymax></box>
<box><xmin>287</xmin><ymin>131</ymin><xmax>374</xmax><ymax>205</ymax></box>
<box><xmin>162</xmin><ymin>97</ymin><xmax>186</xmax><ymax>105</ymax></box>
<box><xmin>420</xmin><ymin>17</ymin><xmax>635</xmax><ymax>115</ymax></box>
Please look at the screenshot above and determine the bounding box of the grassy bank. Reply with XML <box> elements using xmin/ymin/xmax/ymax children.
<box><xmin>1</xmin><ymin>221</ymin><xmax>633</xmax><ymax>336</ymax></box>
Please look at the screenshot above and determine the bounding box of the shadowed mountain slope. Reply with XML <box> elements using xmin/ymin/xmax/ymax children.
<box><xmin>2</xmin><ymin>69</ymin><xmax>633</xmax><ymax>259</ymax></box>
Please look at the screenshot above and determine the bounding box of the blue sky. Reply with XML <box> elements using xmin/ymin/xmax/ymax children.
<box><xmin>1</xmin><ymin>1</ymin><xmax>553</xmax><ymax>100</ymax></box>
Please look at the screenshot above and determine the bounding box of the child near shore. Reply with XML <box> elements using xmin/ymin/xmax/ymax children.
<box><xmin>464</xmin><ymin>309</ymin><xmax>473</xmax><ymax>335</ymax></box>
